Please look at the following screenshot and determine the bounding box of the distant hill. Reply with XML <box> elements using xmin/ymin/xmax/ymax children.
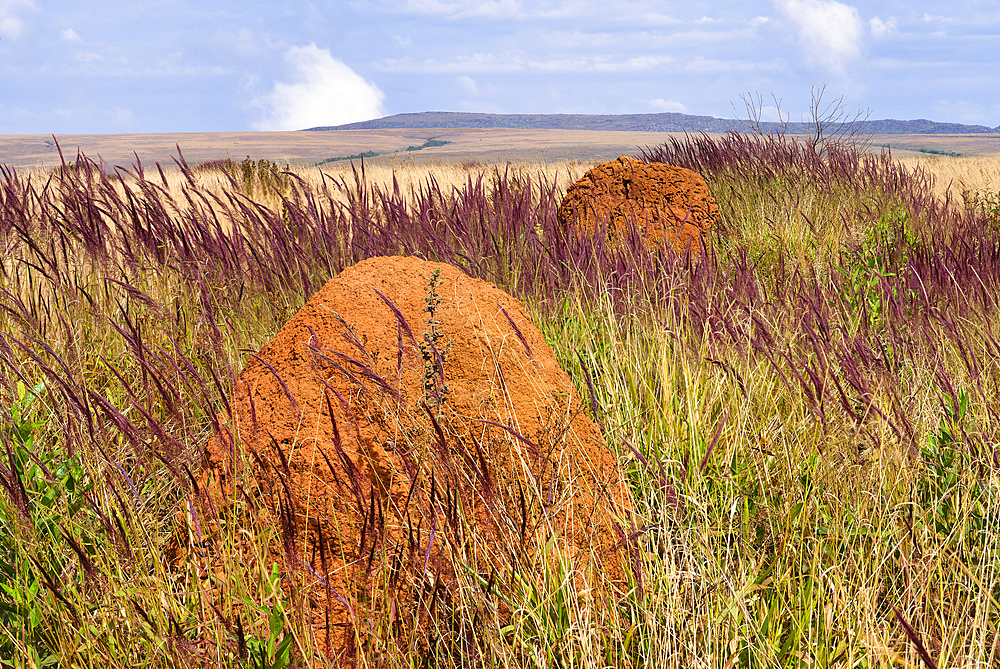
<box><xmin>309</xmin><ymin>111</ymin><xmax>1000</xmax><ymax>135</ymax></box>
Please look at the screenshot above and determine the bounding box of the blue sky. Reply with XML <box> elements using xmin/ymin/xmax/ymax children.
<box><xmin>1</xmin><ymin>0</ymin><xmax>998</xmax><ymax>134</ymax></box>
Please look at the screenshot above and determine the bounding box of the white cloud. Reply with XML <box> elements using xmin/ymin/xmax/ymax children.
<box><xmin>642</xmin><ymin>12</ymin><xmax>681</xmax><ymax>26</ymax></box>
<box><xmin>401</xmin><ymin>0</ymin><xmax>459</xmax><ymax>13</ymax></box>
<box><xmin>456</xmin><ymin>74</ymin><xmax>479</xmax><ymax>94</ymax></box>
<box><xmin>398</xmin><ymin>0</ymin><xmax>525</xmax><ymax>16</ymax></box>
<box><xmin>684</xmin><ymin>57</ymin><xmax>759</xmax><ymax>73</ymax></box>
<box><xmin>377</xmin><ymin>0</ymin><xmax>667</xmax><ymax>21</ymax></box>
<box><xmin>74</xmin><ymin>52</ymin><xmax>105</xmax><ymax>64</ymax></box>
<box><xmin>252</xmin><ymin>44</ymin><xmax>386</xmax><ymax>130</ymax></box>
<box><xmin>0</xmin><ymin>0</ymin><xmax>33</xmax><ymax>40</ymax></box>
<box><xmin>775</xmin><ymin>0</ymin><xmax>863</xmax><ymax>75</ymax></box>
<box><xmin>60</xmin><ymin>27</ymin><xmax>81</xmax><ymax>42</ymax></box>
<box><xmin>379</xmin><ymin>52</ymin><xmax>675</xmax><ymax>74</ymax></box>
<box><xmin>922</xmin><ymin>13</ymin><xmax>952</xmax><ymax>23</ymax></box>
<box><xmin>454</xmin><ymin>0</ymin><xmax>523</xmax><ymax>18</ymax></box>
<box><xmin>609</xmin><ymin>55</ymin><xmax>675</xmax><ymax>71</ymax></box>
<box><xmin>869</xmin><ymin>16</ymin><xmax>897</xmax><ymax>37</ymax></box>
<box><xmin>650</xmin><ymin>98</ymin><xmax>687</xmax><ymax>113</ymax></box>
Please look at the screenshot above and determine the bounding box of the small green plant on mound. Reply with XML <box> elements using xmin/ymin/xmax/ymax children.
<box><xmin>418</xmin><ymin>268</ymin><xmax>451</xmax><ymax>409</ymax></box>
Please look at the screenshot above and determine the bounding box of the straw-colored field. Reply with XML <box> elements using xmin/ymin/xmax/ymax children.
<box><xmin>4</xmin><ymin>127</ymin><xmax>1000</xmax><ymax>173</ymax></box>
<box><xmin>900</xmin><ymin>153</ymin><xmax>1000</xmax><ymax>200</ymax></box>
<box><xmin>0</xmin><ymin>128</ymin><xmax>695</xmax><ymax>170</ymax></box>
<box><xmin>311</xmin><ymin>151</ymin><xmax>1000</xmax><ymax>206</ymax></box>
<box><xmin>49</xmin><ymin>146</ymin><xmax>999</xmax><ymax>218</ymax></box>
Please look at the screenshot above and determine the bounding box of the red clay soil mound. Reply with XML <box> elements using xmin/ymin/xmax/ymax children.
<box><xmin>557</xmin><ymin>155</ymin><xmax>719</xmax><ymax>253</ymax></box>
<box><xmin>200</xmin><ymin>255</ymin><xmax>633</xmax><ymax>663</ymax></box>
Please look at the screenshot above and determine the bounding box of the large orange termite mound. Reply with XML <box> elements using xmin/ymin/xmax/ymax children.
<box><xmin>201</xmin><ymin>255</ymin><xmax>632</xmax><ymax>663</ymax></box>
<box><xmin>558</xmin><ymin>155</ymin><xmax>719</xmax><ymax>253</ymax></box>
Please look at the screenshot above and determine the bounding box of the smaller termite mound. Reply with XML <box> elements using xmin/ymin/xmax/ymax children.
<box><xmin>558</xmin><ymin>155</ymin><xmax>719</xmax><ymax>253</ymax></box>
<box><xmin>198</xmin><ymin>255</ymin><xmax>634</xmax><ymax>663</ymax></box>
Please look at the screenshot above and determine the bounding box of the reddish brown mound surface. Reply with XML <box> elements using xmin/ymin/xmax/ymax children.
<box><xmin>201</xmin><ymin>256</ymin><xmax>632</xmax><ymax>663</ymax></box>
<box><xmin>557</xmin><ymin>155</ymin><xmax>719</xmax><ymax>253</ymax></box>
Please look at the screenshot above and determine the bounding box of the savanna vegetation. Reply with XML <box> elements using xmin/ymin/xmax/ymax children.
<box><xmin>2</xmin><ymin>132</ymin><xmax>1000</xmax><ymax>668</ymax></box>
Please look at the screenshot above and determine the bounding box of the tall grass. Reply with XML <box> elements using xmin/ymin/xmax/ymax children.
<box><xmin>1</xmin><ymin>136</ymin><xmax>999</xmax><ymax>667</ymax></box>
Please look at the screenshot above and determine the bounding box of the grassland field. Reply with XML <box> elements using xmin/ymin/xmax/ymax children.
<box><xmin>2</xmin><ymin>130</ymin><xmax>1000</xmax><ymax>668</ymax></box>
<box><xmin>4</xmin><ymin>128</ymin><xmax>1000</xmax><ymax>171</ymax></box>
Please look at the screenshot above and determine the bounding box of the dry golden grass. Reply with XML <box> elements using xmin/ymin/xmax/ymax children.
<box><xmin>899</xmin><ymin>153</ymin><xmax>1000</xmax><ymax>200</ymax></box>
<box><xmin>152</xmin><ymin>158</ymin><xmax>597</xmax><ymax>214</ymax></box>
<box><xmin>304</xmin><ymin>152</ymin><xmax>1000</xmax><ymax>210</ymax></box>
<box><xmin>30</xmin><ymin>144</ymin><xmax>1000</xmax><ymax>221</ymax></box>
<box><xmin>305</xmin><ymin>158</ymin><xmax>595</xmax><ymax>193</ymax></box>
<box><xmin>46</xmin><ymin>150</ymin><xmax>1000</xmax><ymax>235</ymax></box>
